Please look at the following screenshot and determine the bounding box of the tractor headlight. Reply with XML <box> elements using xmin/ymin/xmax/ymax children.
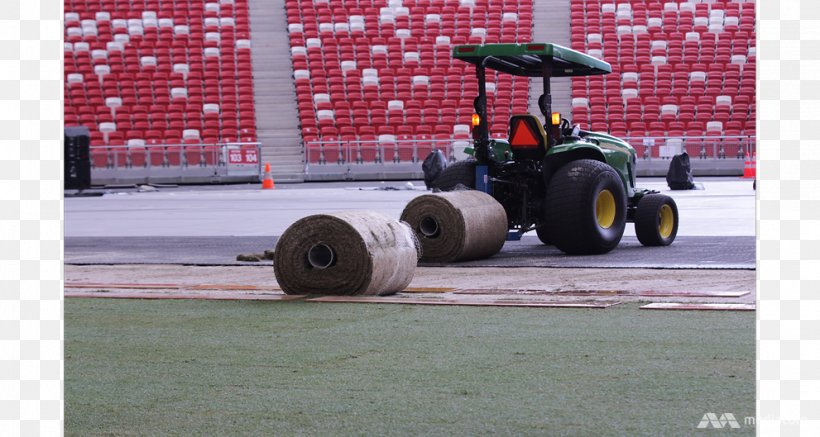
<box><xmin>551</xmin><ymin>112</ymin><xmax>561</xmax><ymax>126</ymax></box>
<box><xmin>472</xmin><ymin>113</ymin><xmax>481</xmax><ymax>127</ymax></box>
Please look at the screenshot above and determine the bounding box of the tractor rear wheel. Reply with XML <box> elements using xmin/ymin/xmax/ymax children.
<box><xmin>535</xmin><ymin>226</ymin><xmax>551</xmax><ymax>245</ymax></box>
<box><xmin>545</xmin><ymin>159</ymin><xmax>627</xmax><ymax>254</ymax></box>
<box><xmin>634</xmin><ymin>194</ymin><xmax>679</xmax><ymax>246</ymax></box>
<box><xmin>429</xmin><ymin>158</ymin><xmax>476</xmax><ymax>191</ymax></box>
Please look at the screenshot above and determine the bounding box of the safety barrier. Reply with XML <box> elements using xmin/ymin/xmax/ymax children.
<box><xmin>87</xmin><ymin>135</ymin><xmax>757</xmax><ymax>184</ymax></box>
<box><xmin>622</xmin><ymin>135</ymin><xmax>756</xmax><ymax>161</ymax></box>
<box><xmin>304</xmin><ymin>138</ymin><xmax>469</xmax><ymax>180</ymax></box>
<box><xmin>89</xmin><ymin>142</ymin><xmax>261</xmax><ymax>185</ymax></box>
<box><xmin>303</xmin><ymin>135</ymin><xmax>756</xmax><ymax>180</ymax></box>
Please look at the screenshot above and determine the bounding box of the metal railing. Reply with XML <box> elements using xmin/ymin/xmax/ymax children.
<box><xmin>89</xmin><ymin>142</ymin><xmax>262</xmax><ymax>184</ymax></box>
<box><xmin>90</xmin><ymin>142</ymin><xmax>260</xmax><ymax>169</ymax></box>
<box><xmin>304</xmin><ymin>135</ymin><xmax>756</xmax><ymax>165</ymax></box>
<box><xmin>302</xmin><ymin>135</ymin><xmax>756</xmax><ymax>180</ymax></box>
<box><xmin>304</xmin><ymin>138</ymin><xmax>469</xmax><ymax>167</ymax></box>
<box><xmin>620</xmin><ymin>135</ymin><xmax>756</xmax><ymax>160</ymax></box>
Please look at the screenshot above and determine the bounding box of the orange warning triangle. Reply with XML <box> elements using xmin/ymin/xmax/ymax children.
<box><xmin>510</xmin><ymin>119</ymin><xmax>540</xmax><ymax>147</ymax></box>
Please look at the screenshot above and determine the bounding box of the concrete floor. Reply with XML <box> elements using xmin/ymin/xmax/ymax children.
<box><xmin>65</xmin><ymin>177</ymin><xmax>756</xmax><ymax>238</ymax></box>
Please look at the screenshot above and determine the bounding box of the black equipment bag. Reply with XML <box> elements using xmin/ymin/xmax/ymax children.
<box><xmin>666</xmin><ymin>152</ymin><xmax>695</xmax><ymax>190</ymax></box>
<box><xmin>65</xmin><ymin>126</ymin><xmax>92</xmax><ymax>190</ymax></box>
<box><xmin>422</xmin><ymin>149</ymin><xmax>447</xmax><ymax>189</ymax></box>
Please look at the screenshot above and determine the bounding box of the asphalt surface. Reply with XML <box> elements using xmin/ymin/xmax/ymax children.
<box><xmin>64</xmin><ymin>235</ymin><xmax>754</xmax><ymax>269</ymax></box>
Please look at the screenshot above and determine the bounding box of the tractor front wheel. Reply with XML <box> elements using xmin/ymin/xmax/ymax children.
<box><xmin>545</xmin><ymin>159</ymin><xmax>627</xmax><ymax>254</ymax></box>
<box><xmin>634</xmin><ymin>194</ymin><xmax>679</xmax><ymax>246</ymax></box>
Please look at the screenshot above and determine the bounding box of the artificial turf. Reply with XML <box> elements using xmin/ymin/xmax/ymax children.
<box><xmin>65</xmin><ymin>299</ymin><xmax>755</xmax><ymax>436</ymax></box>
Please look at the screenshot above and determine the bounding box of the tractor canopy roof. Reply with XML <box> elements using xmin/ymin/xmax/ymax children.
<box><xmin>452</xmin><ymin>43</ymin><xmax>611</xmax><ymax>77</ymax></box>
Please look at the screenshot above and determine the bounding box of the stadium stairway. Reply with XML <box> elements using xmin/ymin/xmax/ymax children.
<box><xmin>249</xmin><ymin>0</ymin><xmax>305</xmax><ymax>182</ymax></box>
<box><xmin>528</xmin><ymin>0</ymin><xmax>572</xmax><ymax>120</ymax></box>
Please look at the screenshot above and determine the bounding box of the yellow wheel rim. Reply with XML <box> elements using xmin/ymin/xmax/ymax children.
<box><xmin>595</xmin><ymin>189</ymin><xmax>616</xmax><ymax>229</ymax></box>
<box><xmin>659</xmin><ymin>204</ymin><xmax>674</xmax><ymax>238</ymax></box>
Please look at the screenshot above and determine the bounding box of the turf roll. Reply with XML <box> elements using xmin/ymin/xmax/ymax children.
<box><xmin>400</xmin><ymin>191</ymin><xmax>508</xmax><ymax>262</ymax></box>
<box><xmin>274</xmin><ymin>211</ymin><xmax>420</xmax><ymax>296</ymax></box>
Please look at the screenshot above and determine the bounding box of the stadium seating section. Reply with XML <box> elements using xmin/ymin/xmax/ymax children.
<box><xmin>286</xmin><ymin>0</ymin><xmax>533</xmax><ymax>163</ymax></box>
<box><xmin>569</xmin><ymin>0</ymin><xmax>756</xmax><ymax>156</ymax></box>
<box><xmin>64</xmin><ymin>0</ymin><xmax>757</xmax><ymax>169</ymax></box>
<box><xmin>64</xmin><ymin>0</ymin><xmax>256</xmax><ymax>167</ymax></box>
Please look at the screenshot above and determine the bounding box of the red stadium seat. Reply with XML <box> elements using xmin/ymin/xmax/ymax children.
<box><xmin>63</xmin><ymin>0</ymin><xmax>256</xmax><ymax>158</ymax></box>
<box><xmin>282</xmin><ymin>1</ymin><xmax>533</xmax><ymax>158</ymax></box>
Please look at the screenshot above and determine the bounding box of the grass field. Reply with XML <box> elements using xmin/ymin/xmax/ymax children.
<box><xmin>65</xmin><ymin>299</ymin><xmax>755</xmax><ymax>436</ymax></box>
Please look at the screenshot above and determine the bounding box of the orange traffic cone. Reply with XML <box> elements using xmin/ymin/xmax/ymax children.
<box><xmin>750</xmin><ymin>153</ymin><xmax>756</xmax><ymax>178</ymax></box>
<box><xmin>261</xmin><ymin>162</ymin><xmax>275</xmax><ymax>189</ymax></box>
<box><xmin>742</xmin><ymin>154</ymin><xmax>756</xmax><ymax>179</ymax></box>
<box><xmin>742</xmin><ymin>158</ymin><xmax>751</xmax><ymax>178</ymax></box>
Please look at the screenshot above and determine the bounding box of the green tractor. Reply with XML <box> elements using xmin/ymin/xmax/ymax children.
<box><xmin>432</xmin><ymin>42</ymin><xmax>679</xmax><ymax>254</ymax></box>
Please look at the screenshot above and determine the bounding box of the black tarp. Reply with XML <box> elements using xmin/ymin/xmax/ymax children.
<box><xmin>422</xmin><ymin>150</ymin><xmax>448</xmax><ymax>189</ymax></box>
<box><xmin>666</xmin><ymin>152</ymin><xmax>695</xmax><ymax>190</ymax></box>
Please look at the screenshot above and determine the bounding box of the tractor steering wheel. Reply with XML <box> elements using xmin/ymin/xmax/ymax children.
<box><xmin>560</xmin><ymin>117</ymin><xmax>571</xmax><ymax>131</ymax></box>
<box><xmin>560</xmin><ymin>117</ymin><xmax>573</xmax><ymax>135</ymax></box>
<box><xmin>560</xmin><ymin>118</ymin><xmax>583</xmax><ymax>140</ymax></box>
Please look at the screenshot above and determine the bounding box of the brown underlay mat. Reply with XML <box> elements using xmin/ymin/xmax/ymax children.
<box><xmin>65</xmin><ymin>282</ymin><xmax>186</xmax><ymax>289</ymax></box>
<box><xmin>304</xmin><ymin>296</ymin><xmax>621</xmax><ymax>308</ymax></box>
<box><xmin>391</xmin><ymin>287</ymin><xmax>456</xmax><ymax>293</ymax></box>
<box><xmin>188</xmin><ymin>284</ymin><xmax>270</xmax><ymax>290</ymax></box>
<box><xmin>64</xmin><ymin>291</ymin><xmax>305</xmax><ymax>301</ymax></box>
<box><xmin>64</xmin><ymin>284</ymin><xmax>748</xmax><ymax>309</ymax></box>
<box><xmin>65</xmin><ymin>283</ymin><xmax>745</xmax><ymax>298</ymax></box>
<box><xmin>453</xmin><ymin>289</ymin><xmax>751</xmax><ymax>298</ymax></box>
<box><xmin>65</xmin><ymin>282</ymin><xmax>281</xmax><ymax>291</ymax></box>
<box><xmin>640</xmin><ymin>303</ymin><xmax>756</xmax><ymax>311</ymax></box>
<box><xmin>65</xmin><ymin>290</ymin><xmax>619</xmax><ymax>308</ymax></box>
<box><xmin>65</xmin><ymin>282</ymin><xmax>454</xmax><ymax>293</ymax></box>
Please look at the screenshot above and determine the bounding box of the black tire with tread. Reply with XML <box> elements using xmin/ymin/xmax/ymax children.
<box><xmin>634</xmin><ymin>194</ymin><xmax>679</xmax><ymax>246</ymax></box>
<box><xmin>535</xmin><ymin>226</ymin><xmax>551</xmax><ymax>245</ymax></box>
<box><xmin>545</xmin><ymin>159</ymin><xmax>627</xmax><ymax>254</ymax></box>
<box><xmin>429</xmin><ymin>159</ymin><xmax>477</xmax><ymax>191</ymax></box>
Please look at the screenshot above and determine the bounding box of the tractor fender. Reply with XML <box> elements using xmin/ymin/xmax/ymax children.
<box><xmin>543</xmin><ymin>142</ymin><xmax>634</xmax><ymax>197</ymax></box>
<box><xmin>543</xmin><ymin>143</ymin><xmax>606</xmax><ymax>183</ymax></box>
